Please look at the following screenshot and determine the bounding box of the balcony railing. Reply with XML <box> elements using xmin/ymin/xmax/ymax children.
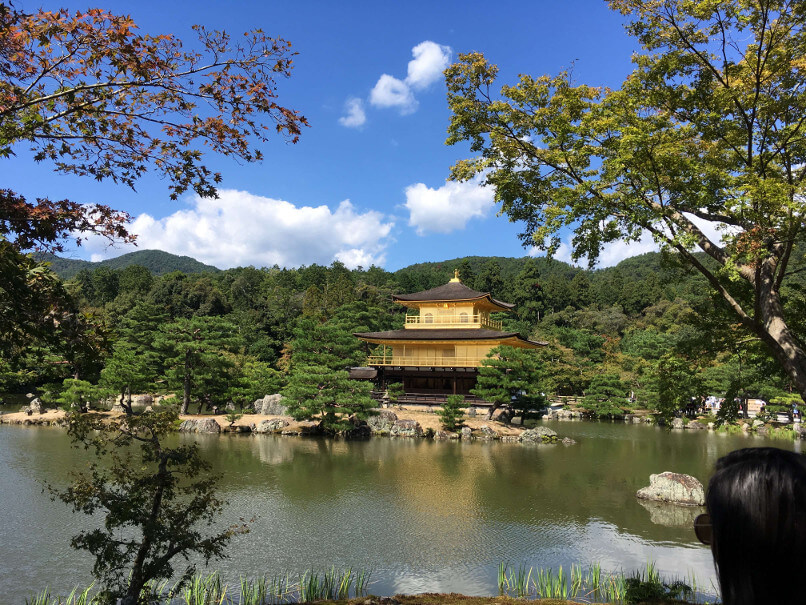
<box><xmin>366</xmin><ymin>355</ymin><xmax>484</xmax><ymax>367</ymax></box>
<box><xmin>404</xmin><ymin>314</ymin><xmax>502</xmax><ymax>330</ymax></box>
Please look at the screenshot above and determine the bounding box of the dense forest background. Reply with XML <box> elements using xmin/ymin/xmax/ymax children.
<box><xmin>4</xmin><ymin>248</ymin><xmax>805</xmax><ymax>415</ymax></box>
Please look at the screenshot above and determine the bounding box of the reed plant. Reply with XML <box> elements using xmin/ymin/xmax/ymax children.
<box><xmin>497</xmin><ymin>560</ymin><xmax>706</xmax><ymax>603</ymax></box>
<box><xmin>26</xmin><ymin>583</ymin><xmax>97</xmax><ymax>605</ymax></box>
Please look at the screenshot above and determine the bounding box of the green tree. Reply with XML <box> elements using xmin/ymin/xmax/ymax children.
<box><xmin>475</xmin><ymin>259</ymin><xmax>504</xmax><ymax>297</ymax></box>
<box><xmin>281</xmin><ymin>366</ymin><xmax>375</xmax><ymax>433</ymax></box>
<box><xmin>471</xmin><ymin>345</ymin><xmax>544</xmax><ymax>420</ymax></box>
<box><xmin>511</xmin><ymin>258</ymin><xmax>544</xmax><ymax>323</ymax></box>
<box><xmin>651</xmin><ymin>353</ymin><xmax>706</xmax><ymax>424</ymax></box>
<box><xmin>117</xmin><ymin>265</ymin><xmax>154</xmax><ymax>296</ymax></box>
<box><xmin>438</xmin><ymin>394</ymin><xmax>465</xmax><ymax>431</ymax></box>
<box><xmin>99</xmin><ymin>341</ymin><xmax>153</xmax><ymax>414</ymax></box>
<box><xmin>228</xmin><ymin>357</ymin><xmax>284</xmax><ymax>410</ymax></box>
<box><xmin>581</xmin><ymin>374</ymin><xmax>629</xmax><ymax>418</ymax></box>
<box><xmin>457</xmin><ymin>259</ymin><xmax>476</xmax><ymax>287</ymax></box>
<box><xmin>153</xmin><ymin>317</ymin><xmax>241</xmax><ymax>414</ymax></box>
<box><xmin>53</xmin><ymin>409</ymin><xmax>245</xmax><ymax>604</ymax></box>
<box><xmin>445</xmin><ymin>1</ymin><xmax>806</xmax><ymax>403</ymax></box>
<box><xmin>56</xmin><ymin>378</ymin><xmax>105</xmax><ymax>412</ymax></box>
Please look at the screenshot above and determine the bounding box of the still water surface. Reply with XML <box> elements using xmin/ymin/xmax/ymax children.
<box><xmin>1</xmin><ymin>420</ymin><xmax>799</xmax><ymax>602</ymax></box>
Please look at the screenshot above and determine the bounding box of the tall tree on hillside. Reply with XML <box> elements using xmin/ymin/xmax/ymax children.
<box><xmin>457</xmin><ymin>259</ymin><xmax>476</xmax><ymax>288</ymax></box>
<box><xmin>446</xmin><ymin>1</ymin><xmax>806</xmax><ymax>402</ymax></box>
<box><xmin>1</xmin><ymin>4</ymin><xmax>306</xmax><ymax>349</ymax></box>
<box><xmin>511</xmin><ymin>258</ymin><xmax>544</xmax><ymax>323</ymax></box>
<box><xmin>476</xmin><ymin>259</ymin><xmax>504</xmax><ymax>297</ymax></box>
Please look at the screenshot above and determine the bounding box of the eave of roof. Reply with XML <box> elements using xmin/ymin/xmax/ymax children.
<box><xmin>354</xmin><ymin>328</ymin><xmax>546</xmax><ymax>347</ymax></box>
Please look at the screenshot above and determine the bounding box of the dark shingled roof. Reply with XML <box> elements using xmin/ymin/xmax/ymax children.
<box><xmin>354</xmin><ymin>328</ymin><xmax>546</xmax><ymax>347</ymax></box>
<box><xmin>393</xmin><ymin>281</ymin><xmax>514</xmax><ymax>310</ymax></box>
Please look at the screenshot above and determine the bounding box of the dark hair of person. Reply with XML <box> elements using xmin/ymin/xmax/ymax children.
<box><xmin>706</xmin><ymin>447</ymin><xmax>806</xmax><ymax>605</ymax></box>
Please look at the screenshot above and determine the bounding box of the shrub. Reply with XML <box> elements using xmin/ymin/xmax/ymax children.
<box><xmin>438</xmin><ymin>395</ymin><xmax>465</xmax><ymax>431</ymax></box>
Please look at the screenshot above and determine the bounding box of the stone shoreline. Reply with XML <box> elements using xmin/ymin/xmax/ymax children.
<box><xmin>0</xmin><ymin>407</ymin><xmax>575</xmax><ymax>444</ymax></box>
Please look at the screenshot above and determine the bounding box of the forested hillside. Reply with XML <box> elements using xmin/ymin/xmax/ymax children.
<box><xmin>3</xmin><ymin>249</ymin><xmax>804</xmax><ymax>420</ymax></box>
<box><xmin>34</xmin><ymin>250</ymin><xmax>220</xmax><ymax>279</ymax></box>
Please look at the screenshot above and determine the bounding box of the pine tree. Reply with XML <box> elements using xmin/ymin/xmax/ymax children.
<box><xmin>153</xmin><ymin>316</ymin><xmax>242</xmax><ymax>414</ymax></box>
<box><xmin>282</xmin><ymin>365</ymin><xmax>374</xmax><ymax>432</ymax></box>
<box><xmin>471</xmin><ymin>345</ymin><xmax>544</xmax><ymax>420</ymax></box>
<box><xmin>438</xmin><ymin>395</ymin><xmax>465</xmax><ymax>431</ymax></box>
<box><xmin>581</xmin><ymin>373</ymin><xmax>629</xmax><ymax>418</ymax></box>
<box><xmin>99</xmin><ymin>341</ymin><xmax>153</xmax><ymax>414</ymax></box>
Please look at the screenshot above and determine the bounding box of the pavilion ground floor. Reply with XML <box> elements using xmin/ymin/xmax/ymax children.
<box><xmin>349</xmin><ymin>365</ymin><xmax>494</xmax><ymax>407</ymax></box>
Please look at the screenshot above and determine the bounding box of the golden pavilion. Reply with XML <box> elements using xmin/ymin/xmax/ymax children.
<box><xmin>354</xmin><ymin>271</ymin><xmax>544</xmax><ymax>398</ymax></box>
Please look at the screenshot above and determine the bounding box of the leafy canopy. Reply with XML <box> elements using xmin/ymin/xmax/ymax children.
<box><xmin>446</xmin><ymin>0</ymin><xmax>806</xmax><ymax>401</ymax></box>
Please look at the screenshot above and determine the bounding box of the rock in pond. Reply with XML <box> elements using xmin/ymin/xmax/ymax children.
<box><xmin>460</xmin><ymin>426</ymin><xmax>472</xmax><ymax>440</ymax></box>
<box><xmin>686</xmin><ymin>421</ymin><xmax>706</xmax><ymax>430</ymax></box>
<box><xmin>520</xmin><ymin>426</ymin><xmax>558</xmax><ymax>443</ymax></box>
<box><xmin>178</xmin><ymin>418</ymin><xmax>221</xmax><ymax>434</ymax></box>
<box><xmin>390</xmin><ymin>419</ymin><xmax>422</xmax><ymax>438</ymax></box>
<box><xmin>636</xmin><ymin>471</ymin><xmax>705</xmax><ymax>506</ymax></box>
<box><xmin>253</xmin><ymin>394</ymin><xmax>288</xmax><ymax>416</ymax></box>
<box><xmin>254</xmin><ymin>418</ymin><xmax>289</xmax><ymax>434</ymax></box>
<box><xmin>670</xmin><ymin>418</ymin><xmax>685</xmax><ymax>429</ymax></box>
<box><xmin>367</xmin><ymin>409</ymin><xmax>398</xmax><ymax>434</ymax></box>
<box><xmin>477</xmin><ymin>425</ymin><xmax>499</xmax><ymax>440</ymax></box>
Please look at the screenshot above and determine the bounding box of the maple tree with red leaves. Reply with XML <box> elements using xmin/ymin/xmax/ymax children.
<box><xmin>0</xmin><ymin>2</ymin><xmax>307</xmax><ymax>357</ymax></box>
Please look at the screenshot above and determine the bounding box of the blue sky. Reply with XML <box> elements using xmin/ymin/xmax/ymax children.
<box><xmin>8</xmin><ymin>0</ymin><xmax>653</xmax><ymax>271</ymax></box>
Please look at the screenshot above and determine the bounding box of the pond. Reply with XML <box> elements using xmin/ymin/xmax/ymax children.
<box><xmin>0</xmin><ymin>420</ymin><xmax>799</xmax><ymax>602</ymax></box>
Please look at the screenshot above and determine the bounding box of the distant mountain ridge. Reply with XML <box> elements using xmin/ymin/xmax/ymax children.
<box><xmin>35</xmin><ymin>249</ymin><xmax>221</xmax><ymax>279</ymax></box>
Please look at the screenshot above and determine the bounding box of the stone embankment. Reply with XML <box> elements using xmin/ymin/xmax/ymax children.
<box><xmin>546</xmin><ymin>404</ymin><xmax>806</xmax><ymax>439</ymax></box>
<box><xmin>0</xmin><ymin>395</ymin><xmax>577</xmax><ymax>445</ymax></box>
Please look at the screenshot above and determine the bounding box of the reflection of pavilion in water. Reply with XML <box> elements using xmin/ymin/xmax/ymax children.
<box><xmin>354</xmin><ymin>272</ymin><xmax>544</xmax><ymax>401</ymax></box>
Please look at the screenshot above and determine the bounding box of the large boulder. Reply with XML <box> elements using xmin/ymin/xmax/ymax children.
<box><xmin>636</xmin><ymin>472</ymin><xmax>705</xmax><ymax>506</ymax></box>
<box><xmin>670</xmin><ymin>418</ymin><xmax>685</xmax><ymax>429</ymax></box>
<box><xmin>133</xmin><ymin>394</ymin><xmax>153</xmax><ymax>406</ymax></box>
<box><xmin>341</xmin><ymin>416</ymin><xmax>372</xmax><ymax>439</ymax></box>
<box><xmin>477</xmin><ymin>425</ymin><xmax>499</xmax><ymax>440</ymax></box>
<box><xmin>390</xmin><ymin>419</ymin><xmax>423</xmax><ymax>438</ymax></box>
<box><xmin>686</xmin><ymin>421</ymin><xmax>706</xmax><ymax>430</ymax></box>
<box><xmin>254</xmin><ymin>418</ymin><xmax>289</xmax><ymax>434</ymax></box>
<box><xmin>460</xmin><ymin>426</ymin><xmax>472</xmax><ymax>440</ymax></box>
<box><xmin>367</xmin><ymin>409</ymin><xmax>398</xmax><ymax>434</ymax></box>
<box><xmin>520</xmin><ymin>426</ymin><xmax>558</xmax><ymax>443</ymax></box>
<box><xmin>178</xmin><ymin>418</ymin><xmax>221</xmax><ymax>434</ymax></box>
<box><xmin>27</xmin><ymin>398</ymin><xmax>44</xmax><ymax>415</ymax></box>
<box><xmin>253</xmin><ymin>394</ymin><xmax>288</xmax><ymax>416</ymax></box>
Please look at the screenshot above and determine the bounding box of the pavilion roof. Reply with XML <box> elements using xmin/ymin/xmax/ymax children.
<box><xmin>392</xmin><ymin>281</ymin><xmax>514</xmax><ymax>310</ymax></box>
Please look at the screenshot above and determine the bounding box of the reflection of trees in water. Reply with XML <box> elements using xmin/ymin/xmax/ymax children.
<box><xmin>22</xmin><ymin>422</ymin><xmax>795</xmax><ymax>550</ymax></box>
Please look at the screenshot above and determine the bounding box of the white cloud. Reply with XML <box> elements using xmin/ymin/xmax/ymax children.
<box><xmin>83</xmin><ymin>190</ymin><xmax>393</xmax><ymax>269</ymax></box>
<box><xmin>369</xmin><ymin>74</ymin><xmax>418</xmax><ymax>114</ymax></box>
<box><xmin>531</xmin><ymin>232</ymin><xmax>659</xmax><ymax>268</ymax></box>
<box><xmin>406</xmin><ymin>41</ymin><xmax>452</xmax><ymax>90</ymax></box>
<box><xmin>338</xmin><ymin>97</ymin><xmax>367</xmax><ymax>128</ymax></box>
<box><xmin>404</xmin><ymin>179</ymin><xmax>495</xmax><ymax>235</ymax></box>
<box><xmin>364</xmin><ymin>40</ymin><xmax>452</xmax><ymax>117</ymax></box>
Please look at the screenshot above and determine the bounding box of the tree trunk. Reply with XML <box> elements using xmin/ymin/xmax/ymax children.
<box><xmin>181</xmin><ymin>352</ymin><xmax>191</xmax><ymax>415</ymax></box>
<box><xmin>755</xmin><ymin>271</ymin><xmax>806</xmax><ymax>404</ymax></box>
